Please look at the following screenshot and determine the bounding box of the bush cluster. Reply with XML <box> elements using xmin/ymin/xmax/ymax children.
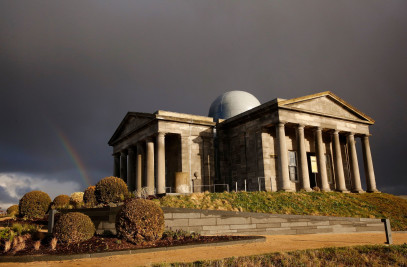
<box><xmin>52</xmin><ymin>195</ymin><xmax>70</xmax><ymax>209</ymax></box>
<box><xmin>6</xmin><ymin>205</ymin><xmax>19</xmax><ymax>217</ymax></box>
<box><xmin>116</xmin><ymin>198</ymin><xmax>164</xmax><ymax>244</ymax></box>
<box><xmin>53</xmin><ymin>212</ymin><xmax>95</xmax><ymax>243</ymax></box>
<box><xmin>83</xmin><ymin>186</ymin><xmax>97</xmax><ymax>207</ymax></box>
<box><xmin>70</xmin><ymin>192</ymin><xmax>84</xmax><ymax>208</ymax></box>
<box><xmin>19</xmin><ymin>191</ymin><xmax>51</xmax><ymax>219</ymax></box>
<box><xmin>95</xmin><ymin>176</ymin><xmax>128</xmax><ymax>204</ymax></box>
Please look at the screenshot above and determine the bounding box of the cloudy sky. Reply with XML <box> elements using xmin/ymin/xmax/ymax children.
<box><xmin>1</xmin><ymin>0</ymin><xmax>406</xmax><ymax>209</ymax></box>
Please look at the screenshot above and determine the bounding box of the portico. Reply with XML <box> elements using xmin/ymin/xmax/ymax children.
<box><xmin>108</xmin><ymin>111</ymin><xmax>216</xmax><ymax>194</ymax></box>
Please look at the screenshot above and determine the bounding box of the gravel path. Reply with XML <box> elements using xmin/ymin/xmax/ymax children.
<box><xmin>3</xmin><ymin>232</ymin><xmax>407</xmax><ymax>267</ymax></box>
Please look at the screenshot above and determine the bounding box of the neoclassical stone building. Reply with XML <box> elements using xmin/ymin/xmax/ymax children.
<box><xmin>108</xmin><ymin>91</ymin><xmax>379</xmax><ymax>194</ymax></box>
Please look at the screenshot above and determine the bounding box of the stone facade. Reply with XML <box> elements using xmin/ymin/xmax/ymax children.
<box><xmin>109</xmin><ymin>91</ymin><xmax>379</xmax><ymax>194</ymax></box>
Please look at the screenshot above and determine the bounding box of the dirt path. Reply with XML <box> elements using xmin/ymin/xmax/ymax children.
<box><xmin>3</xmin><ymin>232</ymin><xmax>407</xmax><ymax>267</ymax></box>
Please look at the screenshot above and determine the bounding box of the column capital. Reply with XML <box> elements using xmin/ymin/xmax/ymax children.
<box><xmin>277</xmin><ymin>121</ymin><xmax>286</xmax><ymax>127</ymax></box>
<box><xmin>347</xmin><ymin>132</ymin><xmax>355</xmax><ymax>137</ymax></box>
<box><xmin>120</xmin><ymin>150</ymin><xmax>128</xmax><ymax>156</ymax></box>
<box><xmin>314</xmin><ymin>126</ymin><xmax>322</xmax><ymax>132</ymax></box>
<box><xmin>157</xmin><ymin>132</ymin><xmax>166</xmax><ymax>138</ymax></box>
<box><xmin>297</xmin><ymin>124</ymin><xmax>306</xmax><ymax>129</ymax></box>
<box><xmin>332</xmin><ymin>129</ymin><xmax>340</xmax><ymax>135</ymax></box>
<box><xmin>127</xmin><ymin>146</ymin><xmax>135</xmax><ymax>153</ymax></box>
<box><xmin>145</xmin><ymin>136</ymin><xmax>154</xmax><ymax>142</ymax></box>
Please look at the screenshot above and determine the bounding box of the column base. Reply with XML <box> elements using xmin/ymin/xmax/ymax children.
<box><xmin>336</xmin><ymin>189</ymin><xmax>350</xmax><ymax>193</ymax></box>
<box><xmin>367</xmin><ymin>189</ymin><xmax>381</xmax><ymax>193</ymax></box>
<box><xmin>351</xmin><ymin>189</ymin><xmax>365</xmax><ymax>193</ymax></box>
<box><xmin>321</xmin><ymin>188</ymin><xmax>331</xmax><ymax>192</ymax></box>
<box><xmin>302</xmin><ymin>188</ymin><xmax>313</xmax><ymax>192</ymax></box>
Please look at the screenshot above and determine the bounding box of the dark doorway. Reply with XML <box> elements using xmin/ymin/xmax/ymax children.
<box><xmin>307</xmin><ymin>152</ymin><xmax>317</xmax><ymax>188</ymax></box>
<box><xmin>165</xmin><ymin>134</ymin><xmax>182</xmax><ymax>193</ymax></box>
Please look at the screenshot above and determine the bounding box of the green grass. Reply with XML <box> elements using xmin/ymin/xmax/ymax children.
<box><xmin>157</xmin><ymin>191</ymin><xmax>407</xmax><ymax>231</ymax></box>
<box><xmin>153</xmin><ymin>244</ymin><xmax>407</xmax><ymax>266</ymax></box>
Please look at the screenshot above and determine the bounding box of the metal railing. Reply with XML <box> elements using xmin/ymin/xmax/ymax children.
<box><xmin>232</xmin><ymin>177</ymin><xmax>274</xmax><ymax>192</ymax></box>
<box><xmin>192</xmin><ymin>184</ymin><xmax>230</xmax><ymax>193</ymax></box>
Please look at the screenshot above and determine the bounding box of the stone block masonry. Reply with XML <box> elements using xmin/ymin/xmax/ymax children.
<box><xmin>60</xmin><ymin>206</ymin><xmax>385</xmax><ymax>236</ymax></box>
<box><xmin>162</xmin><ymin>207</ymin><xmax>385</xmax><ymax>236</ymax></box>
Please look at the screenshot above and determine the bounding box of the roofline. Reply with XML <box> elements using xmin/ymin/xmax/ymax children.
<box><xmin>279</xmin><ymin>91</ymin><xmax>375</xmax><ymax>123</ymax></box>
<box><xmin>108</xmin><ymin>110</ymin><xmax>216</xmax><ymax>146</ymax></box>
<box><xmin>218</xmin><ymin>91</ymin><xmax>375</xmax><ymax>127</ymax></box>
<box><xmin>108</xmin><ymin>112</ymin><xmax>155</xmax><ymax>145</ymax></box>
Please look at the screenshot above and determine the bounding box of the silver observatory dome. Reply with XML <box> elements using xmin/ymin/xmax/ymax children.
<box><xmin>208</xmin><ymin>91</ymin><xmax>261</xmax><ymax>121</ymax></box>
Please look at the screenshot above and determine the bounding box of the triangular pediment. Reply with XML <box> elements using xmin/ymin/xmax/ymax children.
<box><xmin>108</xmin><ymin>112</ymin><xmax>154</xmax><ymax>145</ymax></box>
<box><xmin>280</xmin><ymin>92</ymin><xmax>374</xmax><ymax>123</ymax></box>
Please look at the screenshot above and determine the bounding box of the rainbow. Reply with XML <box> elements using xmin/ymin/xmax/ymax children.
<box><xmin>55</xmin><ymin>129</ymin><xmax>92</xmax><ymax>188</ymax></box>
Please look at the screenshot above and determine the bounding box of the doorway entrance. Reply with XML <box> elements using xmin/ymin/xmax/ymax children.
<box><xmin>165</xmin><ymin>134</ymin><xmax>182</xmax><ymax>193</ymax></box>
<box><xmin>307</xmin><ymin>152</ymin><xmax>317</xmax><ymax>188</ymax></box>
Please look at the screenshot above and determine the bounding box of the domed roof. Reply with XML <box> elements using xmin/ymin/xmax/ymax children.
<box><xmin>208</xmin><ymin>91</ymin><xmax>261</xmax><ymax>121</ymax></box>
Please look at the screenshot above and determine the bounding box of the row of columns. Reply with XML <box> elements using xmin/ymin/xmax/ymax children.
<box><xmin>113</xmin><ymin>133</ymin><xmax>166</xmax><ymax>195</ymax></box>
<box><xmin>276</xmin><ymin>122</ymin><xmax>378</xmax><ymax>193</ymax></box>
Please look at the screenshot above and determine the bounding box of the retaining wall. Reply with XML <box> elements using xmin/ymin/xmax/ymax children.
<box><xmin>163</xmin><ymin>207</ymin><xmax>385</xmax><ymax>235</ymax></box>
<box><xmin>61</xmin><ymin>206</ymin><xmax>385</xmax><ymax>236</ymax></box>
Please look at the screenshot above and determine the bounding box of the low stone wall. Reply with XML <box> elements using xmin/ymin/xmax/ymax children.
<box><xmin>60</xmin><ymin>207</ymin><xmax>385</xmax><ymax>236</ymax></box>
<box><xmin>163</xmin><ymin>208</ymin><xmax>385</xmax><ymax>236</ymax></box>
<box><xmin>59</xmin><ymin>207</ymin><xmax>121</xmax><ymax>234</ymax></box>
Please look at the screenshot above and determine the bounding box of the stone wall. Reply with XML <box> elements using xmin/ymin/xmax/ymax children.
<box><xmin>64</xmin><ymin>207</ymin><xmax>385</xmax><ymax>236</ymax></box>
<box><xmin>163</xmin><ymin>208</ymin><xmax>385</xmax><ymax>235</ymax></box>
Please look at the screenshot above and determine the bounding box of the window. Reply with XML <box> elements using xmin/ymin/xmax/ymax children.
<box><xmin>325</xmin><ymin>154</ymin><xmax>334</xmax><ymax>184</ymax></box>
<box><xmin>288</xmin><ymin>151</ymin><xmax>298</xmax><ymax>182</ymax></box>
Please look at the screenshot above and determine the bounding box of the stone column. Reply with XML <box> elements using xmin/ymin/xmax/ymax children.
<box><xmin>347</xmin><ymin>133</ymin><xmax>364</xmax><ymax>193</ymax></box>
<box><xmin>361</xmin><ymin>135</ymin><xmax>379</xmax><ymax>192</ymax></box>
<box><xmin>113</xmin><ymin>154</ymin><xmax>120</xmax><ymax>177</ymax></box>
<box><xmin>297</xmin><ymin>124</ymin><xmax>311</xmax><ymax>191</ymax></box>
<box><xmin>332</xmin><ymin>130</ymin><xmax>348</xmax><ymax>192</ymax></box>
<box><xmin>146</xmin><ymin>138</ymin><xmax>155</xmax><ymax>195</ymax></box>
<box><xmin>157</xmin><ymin>132</ymin><xmax>166</xmax><ymax>194</ymax></box>
<box><xmin>136</xmin><ymin>142</ymin><xmax>143</xmax><ymax>194</ymax></box>
<box><xmin>120</xmin><ymin>150</ymin><xmax>127</xmax><ymax>183</ymax></box>
<box><xmin>127</xmin><ymin>147</ymin><xmax>136</xmax><ymax>191</ymax></box>
<box><xmin>276</xmin><ymin>122</ymin><xmax>292</xmax><ymax>191</ymax></box>
<box><xmin>315</xmin><ymin>127</ymin><xmax>330</xmax><ymax>191</ymax></box>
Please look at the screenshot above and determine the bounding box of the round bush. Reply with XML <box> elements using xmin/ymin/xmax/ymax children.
<box><xmin>52</xmin><ymin>195</ymin><xmax>70</xmax><ymax>209</ymax></box>
<box><xmin>70</xmin><ymin>192</ymin><xmax>84</xmax><ymax>205</ymax></box>
<box><xmin>83</xmin><ymin>186</ymin><xmax>96</xmax><ymax>207</ymax></box>
<box><xmin>95</xmin><ymin>177</ymin><xmax>128</xmax><ymax>204</ymax></box>
<box><xmin>116</xmin><ymin>198</ymin><xmax>164</xmax><ymax>244</ymax></box>
<box><xmin>6</xmin><ymin>205</ymin><xmax>19</xmax><ymax>217</ymax></box>
<box><xmin>53</xmin><ymin>212</ymin><xmax>95</xmax><ymax>243</ymax></box>
<box><xmin>19</xmin><ymin>191</ymin><xmax>51</xmax><ymax>219</ymax></box>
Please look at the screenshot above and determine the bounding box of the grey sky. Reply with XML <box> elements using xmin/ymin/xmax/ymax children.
<box><xmin>1</xmin><ymin>0</ymin><xmax>406</xmax><ymax>207</ymax></box>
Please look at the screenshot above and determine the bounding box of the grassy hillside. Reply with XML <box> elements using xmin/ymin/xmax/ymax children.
<box><xmin>157</xmin><ymin>191</ymin><xmax>407</xmax><ymax>231</ymax></box>
<box><xmin>153</xmin><ymin>244</ymin><xmax>407</xmax><ymax>266</ymax></box>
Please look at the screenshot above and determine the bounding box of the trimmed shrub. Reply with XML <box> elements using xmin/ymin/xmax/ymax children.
<box><xmin>95</xmin><ymin>176</ymin><xmax>128</xmax><ymax>204</ymax></box>
<box><xmin>53</xmin><ymin>212</ymin><xmax>95</xmax><ymax>243</ymax></box>
<box><xmin>52</xmin><ymin>195</ymin><xmax>70</xmax><ymax>209</ymax></box>
<box><xmin>6</xmin><ymin>205</ymin><xmax>19</xmax><ymax>217</ymax></box>
<box><xmin>116</xmin><ymin>198</ymin><xmax>164</xmax><ymax>244</ymax></box>
<box><xmin>83</xmin><ymin>186</ymin><xmax>97</xmax><ymax>207</ymax></box>
<box><xmin>70</xmin><ymin>192</ymin><xmax>84</xmax><ymax>208</ymax></box>
<box><xmin>19</xmin><ymin>191</ymin><xmax>51</xmax><ymax>219</ymax></box>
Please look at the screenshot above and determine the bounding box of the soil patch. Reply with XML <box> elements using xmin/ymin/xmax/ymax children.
<box><xmin>0</xmin><ymin>218</ymin><xmax>47</xmax><ymax>229</ymax></box>
<box><xmin>0</xmin><ymin>233</ymin><xmax>251</xmax><ymax>257</ymax></box>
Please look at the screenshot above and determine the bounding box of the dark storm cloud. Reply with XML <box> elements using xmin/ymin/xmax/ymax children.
<box><xmin>0</xmin><ymin>186</ymin><xmax>19</xmax><ymax>204</ymax></box>
<box><xmin>0</xmin><ymin>0</ymin><xmax>406</xmax><ymax>201</ymax></box>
